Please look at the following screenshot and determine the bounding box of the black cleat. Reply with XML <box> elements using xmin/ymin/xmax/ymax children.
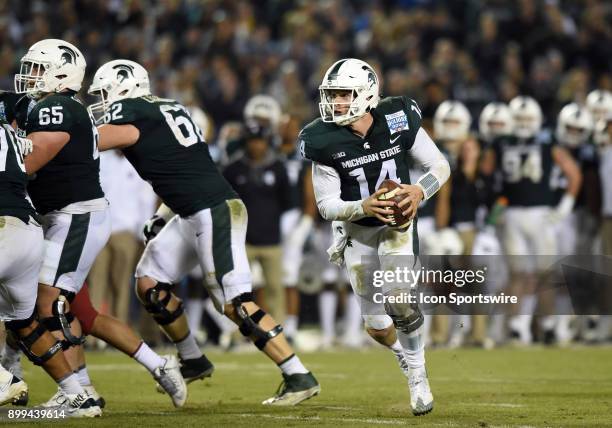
<box><xmin>262</xmin><ymin>372</ymin><xmax>320</xmax><ymax>406</ymax></box>
<box><xmin>180</xmin><ymin>355</ymin><xmax>215</xmax><ymax>383</ymax></box>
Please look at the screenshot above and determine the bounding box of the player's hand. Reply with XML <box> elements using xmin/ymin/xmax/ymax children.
<box><xmin>361</xmin><ymin>188</ymin><xmax>395</xmax><ymax>223</ymax></box>
<box><xmin>395</xmin><ymin>184</ymin><xmax>424</xmax><ymax>220</ymax></box>
<box><xmin>143</xmin><ymin>215</ymin><xmax>166</xmax><ymax>244</ymax></box>
<box><xmin>547</xmin><ymin>194</ymin><xmax>575</xmax><ymax>224</ymax></box>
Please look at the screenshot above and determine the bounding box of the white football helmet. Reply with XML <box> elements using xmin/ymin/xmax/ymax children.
<box><xmin>509</xmin><ymin>95</ymin><xmax>543</xmax><ymax>139</ymax></box>
<box><xmin>433</xmin><ymin>100</ymin><xmax>472</xmax><ymax>141</ymax></box>
<box><xmin>319</xmin><ymin>58</ymin><xmax>380</xmax><ymax>126</ymax></box>
<box><xmin>88</xmin><ymin>59</ymin><xmax>150</xmax><ymax>123</ymax></box>
<box><xmin>478</xmin><ymin>102</ymin><xmax>514</xmax><ymax>142</ymax></box>
<box><xmin>586</xmin><ymin>89</ymin><xmax>612</xmax><ymax>122</ymax></box>
<box><xmin>555</xmin><ymin>103</ymin><xmax>594</xmax><ymax>147</ymax></box>
<box><xmin>244</xmin><ymin>94</ymin><xmax>281</xmax><ymax>132</ymax></box>
<box><xmin>14</xmin><ymin>39</ymin><xmax>86</xmax><ymax>98</ymax></box>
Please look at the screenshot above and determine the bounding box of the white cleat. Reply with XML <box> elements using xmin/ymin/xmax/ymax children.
<box><xmin>0</xmin><ymin>368</ymin><xmax>28</xmax><ymax>406</ymax></box>
<box><xmin>63</xmin><ymin>393</ymin><xmax>102</xmax><ymax>417</ymax></box>
<box><xmin>408</xmin><ymin>366</ymin><xmax>434</xmax><ymax>416</ymax></box>
<box><xmin>41</xmin><ymin>387</ymin><xmax>65</xmax><ymax>408</ymax></box>
<box><xmin>153</xmin><ymin>355</ymin><xmax>187</xmax><ymax>408</ymax></box>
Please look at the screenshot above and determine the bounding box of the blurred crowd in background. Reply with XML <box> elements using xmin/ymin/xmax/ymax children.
<box><xmin>1</xmin><ymin>0</ymin><xmax>611</xmax><ymax>130</ymax></box>
<box><xmin>1</xmin><ymin>0</ymin><xmax>611</xmax><ymax>350</ymax></box>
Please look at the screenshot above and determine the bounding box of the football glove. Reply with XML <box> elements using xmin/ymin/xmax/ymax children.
<box><xmin>143</xmin><ymin>215</ymin><xmax>166</xmax><ymax>243</ymax></box>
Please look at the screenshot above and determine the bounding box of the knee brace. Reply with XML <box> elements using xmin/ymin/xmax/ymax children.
<box><xmin>232</xmin><ymin>293</ymin><xmax>283</xmax><ymax>350</ymax></box>
<box><xmin>72</xmin><ymin>285</ymin><xmax>99</xmax><ymax>335</ymax></box>
<box><xmin>41</xmin><ymin>293</ymin><xmax>86</xmax><ymax>348</ymax></box>
<box><xmin>5</xmin><ymin>312</ymin><xmax>63</xmax><ymax>366</ymax></box>
<box><xmin>383</xmin><ymin>289</ymin><xmax>424</xmax><ymax>335</ymax></box>
<box><xmin>143</xmin><ymin>282</ymin><xmax>184</xmax><ymax>325</ymax></box>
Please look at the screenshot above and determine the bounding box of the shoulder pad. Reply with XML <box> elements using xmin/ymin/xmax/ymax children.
<box><xmin>106</xmin><ymin>98</ymin><xmax>142</xmax><ymax>125</ymax></box>
<box><xmin>374</xmin><ymin>96</ymin><xmax>422</xmax><ymax>135</ymax></box>
<box><xmin>298</xmin><ymin>118</ymin><xmax>337</xmax><ymax>165</ymax></box>
<box><xmin>27</xmin><ymin>95</ymin><xmax>75</xmax><ymax>133</ymax></box>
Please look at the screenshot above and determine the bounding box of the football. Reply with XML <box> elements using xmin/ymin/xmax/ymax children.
<box><xmin>377</xmin><ymin>179</ymin><xmax>412</xmax><ymax>229</ymax></box>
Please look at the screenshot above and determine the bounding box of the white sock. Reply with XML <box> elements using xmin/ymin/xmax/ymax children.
<box><xmin>175</xmin><ymin>334</ymin><xmax>202</xmax><ymax>360</ymax></box>
<box><xmin>397</xmin><ymin>328</ymin><xmax>425</xmax><ymax>369</ymax></box>
<box><xmin>319</xmin><ymin>290</ymin><xmax>337</xmax><ymax>342</ymax></box>
<box><xmin>520</xmin><ymin>294</ymin><xmax>537</xmax><ymax>316</ymax></box>
<box><xmin>278</xmin><ymin>354</ymin><xmax>308</xmax><ymax>375</ymax></box>
<box><xmin>284</xmin><ymin>315</ymin><xmax>298</xmax><ymax>338</ymax></box>
<box><xmin>185</xmin><ymin>299</ymin><xmax>204</xmax><ymax>333</ymax></box>
<box><xmin>389</xmin><ymin>339</ymin><xmax>410</xmax><ymax>376</ymax></box>
<box><xmin>133</xmin><ymin>342</ymin><xmax>166</xmax><ymax>373</ymax></box>
<box><xmin>58</xmin><ymin>373</ymin><xmax>85</xmax><ymax>396</ymax></box>
<box><xmin>76</xmin><ymin>366</ymin><xmax>92</xmax><ymax>386</ymax></box>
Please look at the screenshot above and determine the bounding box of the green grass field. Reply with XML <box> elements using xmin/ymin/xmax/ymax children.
<box><xmin>5</xmin><ymin>346</ymin><xmax>612</xmax><ymax>427</ymax></box>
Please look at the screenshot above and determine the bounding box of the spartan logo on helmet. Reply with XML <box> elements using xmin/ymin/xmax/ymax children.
<box><xmin>365</xmin><ymin>66</ymin><xmax>377</xmax><ymax>90</ymax></box>
<box><xmin>58</xmin><ymin>45</ymin><xmax>78</xmax><ymax>65</ymax></box>
<box><xmin>112</xmin><ymin>63</ymin><xmax>135</xmax><ymax>83</ymax></box>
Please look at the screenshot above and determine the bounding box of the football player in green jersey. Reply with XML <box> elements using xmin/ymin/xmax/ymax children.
<box><xmin>0</xmin><ymin>115</ymin><xmax>102</xmax><ymax>416</ymax></box>
<box><xmin>301</xmin><ymin>58</ymin><xmax>450</xmax><ymax>415</ymax></box>
<box><xmin>88</xmin><ymin>59</ymin><xmax>319</xmax><ymax>406</ymax></box>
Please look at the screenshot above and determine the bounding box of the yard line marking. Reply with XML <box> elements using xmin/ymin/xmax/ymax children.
<box><xmin>237</xmin><ymin>413</ymin><xmax>407</xmax><ymax>425</ymax></box>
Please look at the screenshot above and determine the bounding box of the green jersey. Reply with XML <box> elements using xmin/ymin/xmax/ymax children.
<box><xmin>25</xmin><ymin>93</ymin><xmax>104</xmax><ymax>215</ymax></box>
<box><xmin>0</xmin><ymin>91</ymin><xmax>22</xmax><ymax>124</ymax></box>
<box><xmin>0</xmin><ymin>118</ymin><xmax>36</xmax><ymax>223</ymax></box>
<box><xmin>106</xmin><ymin>96</ymin><xmax>237</xmax><ymax>216</ymax></box>
<box><xmin>300</xmin><ymin>95</ymin><xmax>423</xmax><ymax>227</ymax></box>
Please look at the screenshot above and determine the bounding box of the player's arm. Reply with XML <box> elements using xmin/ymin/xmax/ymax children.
<box><xmin>480</xmin><ymin>147</ymin><xmax>497</xmax><ymax>176</ymax></box>
<box><xmin>435</xmin><ymin>180</ymin><xmax>451</xmax><ymax>229</ymax></box>
<box><xmin>551</xmin><ymin>146</ymin><xmax>582</xmax><ymax>218</ymax></box>
<box><xmin>97</xmin><ymin>124</ymin><xmax>140</xmax><ymax>151</ymax></box>
<box><xmin>302</xmin><ymin>165</ymin><xmax>318</xmax><ymax>218</ymax></box>
<box><xmin>312</xmin><ymin>161</ymin><xmax>393</xmax><ymax>223</ymax></box>
<box><xmin>397</xmin><ymin>127</ymin><xmax>451</xmax><ymax>218</ymax></box>
<box><xmin>24</xmin><ymin>131</ymin><xmax>70</xmax><ymax>174</ymax></box>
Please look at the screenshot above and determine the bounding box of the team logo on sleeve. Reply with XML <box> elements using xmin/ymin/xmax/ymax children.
<box><xmin>385</xmin><ymin>110</ymin><xmax>409</xmax><ymax>134</ymax></box>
